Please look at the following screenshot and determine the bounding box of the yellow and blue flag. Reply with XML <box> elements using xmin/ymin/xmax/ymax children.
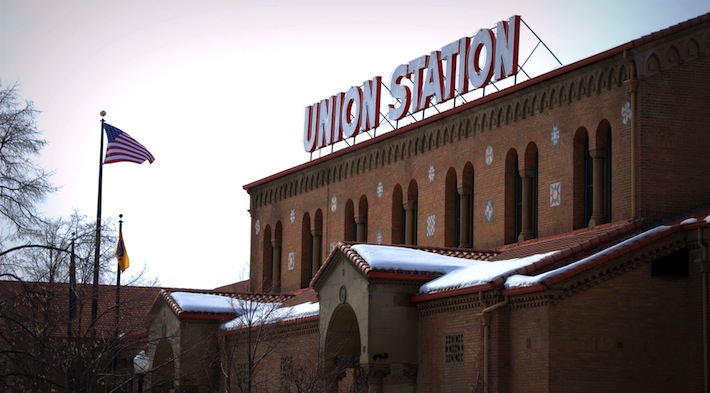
<box><xmin>116</xmin><ymin>229</ymin><xmax>130</xmax><ymax>272</ymax></box>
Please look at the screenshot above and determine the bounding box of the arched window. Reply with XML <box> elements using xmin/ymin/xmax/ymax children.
<box><xmin>505</xmin><ymin>149</ymin><xmax>521</xmax><ymax>244</ymax></box>
<box><xmin>300</xmin><ymin>213</ymin><xmax>311</xmax><ymax>289</ymax></box>
<box><xmin>312</xmin><ymin>209</ymin><xmax>323</xmax><ymax>278</ymax></box>
<box><xmin>357</xmin><ymin>195</ymin><xmax>368</xmax><ymax>242</ymax></box>
<box><xmin>391</xmin><ymin>184</ymin><xmax>404</xmax><ymax>244</ymax></box>
<box><xmin>519</xmin><ymin>142</ymin><xmax>538</xmax><ymax>241</ymax></box>
<box><xmin>445</xmin><ymin>168</ymin><xmax>459</xmax><ymax>247</ymax></box>
<box><xmin>573</xmin><ymin>128</ymin><xmax>593</xmax><ymax>229</ymax></box>
<box><xmin>272</xmin><ymin>221</ymin><xmax>283</xmax><ymax>292</ymax></box>
<box><xmin>344</xmin><ymin>199</ymin><xmax>355</xmax><ymax>241</ymax></box>
<box><xmin>262</xmin><ymin>224</ymin><xmax>273</xmax><ymax>292</ymax></box>
<box><xmin>589</xmin><ymin>121</ymin><xmax>612</xmax><ymax>226</ymax></box>
<box><xmin>461</xmin><ymin>162</ymin><xmax>474</xmax><ymax>248</ymax></box>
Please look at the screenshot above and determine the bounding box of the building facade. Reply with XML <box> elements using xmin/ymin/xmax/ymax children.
<box><xmin>139</xmin><ymin>12</ymin><xmax>710</xmax><ymax>393</ymax></box>
<box><xmin>238</xmin><ymin>12</ymin><xmax>710</xmax><ymax>393</ymax></box>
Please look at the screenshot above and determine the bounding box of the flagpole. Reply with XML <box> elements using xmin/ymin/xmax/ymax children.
<box><xmin>91</xmin><ymin>111</ymin><xmax>107</xmax><ymax>343</ymax></box>
<box><xmin>113</xmin><ymin>214</ymin><xmax>123</xmax><ymax>392</ymax></box>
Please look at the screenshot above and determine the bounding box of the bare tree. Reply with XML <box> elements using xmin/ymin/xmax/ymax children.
<box><xmin>2</xmin><ymin>213</ymin><xmax>115</xmax><ymax>283</ymax></box>
<box><xmin>0</xmin><ymin>81</ymin><xmax>55</xmax><ymax>245</ymax></box>
<box><xmin>278</xmin><ymin>339</ymin><xmax>346</xmax><ymax>393</ymax></box>
<box><xmin>219</xmin><ymin>294</ymin><xmax>339</xmax><ymax>393</ymax></box>
<box><xmin>0</xmin><ymin>275</ymin><xmax>163</xmax><ymax>393</ymax></box>
<box><xmin>0</xmin><ymin>214</ymin><xmax>160</xmax><ymax>393</ymax></box>
<box><xmin>220</xmin><ymin>295</ymin><xmax>286</xmax><ymax>393</ymax></box>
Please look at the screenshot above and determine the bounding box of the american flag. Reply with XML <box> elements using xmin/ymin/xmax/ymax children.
<box><xmin>103</xmin><ymin>123</ymin><xmax>155</xmax><ymax>164</ymax></box>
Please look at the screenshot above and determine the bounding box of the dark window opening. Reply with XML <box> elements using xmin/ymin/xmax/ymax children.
<box><xmin>651</xmin><ymin>249</ymin><xmax>689</xmax><ymax>278</ymax></box>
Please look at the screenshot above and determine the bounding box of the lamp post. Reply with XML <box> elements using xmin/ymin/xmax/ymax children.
<box><xmin>133</xmin><ymin>350</ymin><xmax>149</xmax><ymax>393</ymax></box>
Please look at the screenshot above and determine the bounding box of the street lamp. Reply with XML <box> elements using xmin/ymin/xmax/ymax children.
<box><xmin>133</xmin><ymin>350</ymin><xmax>150</xmax><ymax>393</ymax></box>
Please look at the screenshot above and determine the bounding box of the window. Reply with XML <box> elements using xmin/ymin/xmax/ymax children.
<box><xmin>237</xmin><ymin>362</ymin><xmax>249</xmax><ymax>386</ymax></box>
<box><xmin>445</xmin><ymin>333</ymin><xmax>464</xmax><ymax>363</ymax></box>
<box><xmin>280</xmin><ymin>356</ymin><xmax>293</xmax><ymax>380</ymax></box>
<box><xmin>391</xmin><ymin>184</ymin><xmax>404</xmax><ymax>244</ymax></box>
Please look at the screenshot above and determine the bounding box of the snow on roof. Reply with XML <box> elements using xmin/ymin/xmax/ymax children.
<box><xmin>352</xmin><ymin>244</ymin><xmax>556</xmax><ymax>294</ymax></box>
<box><xmin>419</xmin><ymin>251</ymin><xmax>558</xmax><ymax>294</ymax></box>
<box><xmin>171</xmin><ymin>292</ymin><xmax>242</xmax><ymax>314</ymax></box>
<box><xmin>221</xmin><ymin>301</ymin><xmax>319</xmax><ymax>331</ymax></box>
<box><xmin>352</xmin><ymin>244</ymin><xmax>474</xmax><ymax>274</ymax></box>
<box><xmin>505</xmin><ymin>224</ymin><xmax>671</xmax><ymax>289</ymax></box>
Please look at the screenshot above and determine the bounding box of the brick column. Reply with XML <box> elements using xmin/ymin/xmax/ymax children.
<box><xmin>355</xmin><ymin>215</ymin><xmax>367</xmax><ymax>243</ymax></box>
<box><xmin>311</xmin><ymin>228</ymin><xmax>322</xmax><ymax>277</ymax></box>
<box><xmin>271</xmin><ymin>239</ymin><xmax>281</xmax><ymax>292</ymax></box>
<box><xmin>588</xmin><ymin>148</ymin><xmax>607</xmax><ymax>227</ymax></box>
<box><xmin>518</xmin><ymin>168</ymin><xmax>535</xmax><ymax>241</ymax></box>
<box><xmin>404</xmin><ymin>201</ymin><xmax>416</xmax><ymax>245</ymax></box>
<box><xmin>458</xmin><ymin>185</ymin><xmax>472</xmax><ymax>248</ymax></box>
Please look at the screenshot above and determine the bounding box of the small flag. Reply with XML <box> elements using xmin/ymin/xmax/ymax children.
<box><xmin>116</xmin><ymin>229</ymin><xmax>130</xmax><ymax>272</ymax></box>
<box><xmin>103</xmin><ymin>123</ymin><xmax>155</xmax><ymax>164</ymax></box>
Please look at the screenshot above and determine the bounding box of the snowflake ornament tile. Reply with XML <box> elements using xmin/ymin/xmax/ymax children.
<box><xmin>551</xmin><ymin>125</ymin><xmax>560</xmax><ymax>146</ymax></box>
<box><xmin>289</xmin><ymin>209</ymin><xmax>296</xmax><ymax>223</ymax></box>
<box><xmin>621</xmin><ymin>101</ymin><xmax>632</xmax><ymax>125</ymax></box>
<box><xmin>288</xmin><ymin>252</ymin><xmax>295</xmax><ymax>271</ymax></box>
<box><xmin>428</xmin><ymin>165</ymin><xmax>436</xmax><ymax>182</ymax></box>
<box><xmin>376</xmin><ymin>181</ymin><xmax>384</xmax><ymax>199</ymax></box>
<box><xmin>550</xmin><ymin>182</ymin><xmax>561</xmax><ymax>207</ymax></box>
<box><xmin>485</xmin><ymin>146</ymin><xmax>494</xmax><ymax>166</ymax></box>
<box><xmin>426</xmin><ymin>215</ymin><xmax>436</xmax><ymax>237</ymax></box>
<box><xmin>484</xmin><ymin>200</ymin><xmax>494</xmax><ymax>222</ymax></box>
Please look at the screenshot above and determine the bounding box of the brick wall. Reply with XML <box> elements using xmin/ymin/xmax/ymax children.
<box><xmin>249</xmin><ymin>54</ymin><xmax>642</xmax><ymax>293</ymax></box>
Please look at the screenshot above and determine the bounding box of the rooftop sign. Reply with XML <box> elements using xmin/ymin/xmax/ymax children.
<box><xmin>303</xmin><ymin>15</ymin><xmax>521</xmax><ymax>153</ymax></box>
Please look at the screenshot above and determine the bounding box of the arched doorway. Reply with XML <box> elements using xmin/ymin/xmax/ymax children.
<box><xmin>325</xmin><ymin>304</ymin><xmax>362</xmax><ymax>392</ymax></box>
<box><xmin>150</xmin><ymin>338</ymin><xmax>175</xmax><ymax>392</ymax></box>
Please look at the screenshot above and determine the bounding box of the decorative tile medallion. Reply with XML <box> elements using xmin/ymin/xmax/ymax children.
<box><xmin>331</xmin><ymin>196</ymin><xmax>337</xmax><ymax>212</ymax></box>
<box><xmin>484</xmin><ymin>200</ymin><xmax>494</xmax><ymax>222</ymax></box>
<box><xmin>426</xmin><ymin>215</ymin><xmax>436</xmax><ymax>237</ymax></box>
<box><xmin>288</xmin><ymin>252</ymin><xmax>295</xmax><ymax>271</ymax></box>
<box><xmin>621</xmin><ymin>101</ymin><xmax>632</xmax><ymax>125</ymax></box>
<box><xmin>289</xmin><ymin>209</ymin><xmax>296</xmax><ymax>223</ymax></box>
<box><xmin>551</xmin><ymin>125</ymin><xmax>560</xmax><ymax>146</ymax></box>
<box><xmin>377</xmin><ymin>181</ymin><xmax>384</xmax><ymax>199</ymax></box>
<box><xmin>255</xmin><ymin>219</ymin><xmax>261</xmax><ymax>235</ymax></box>
<box><xmin>485</xmin><ymin>146</ymin><xmax>494</xmax><ymax>166</ymax></box>
<box><xmin>428</xmin><ymin>164</ymin><xmax>436</xmax><ymax>182</ymax></box>
<box><xmin>376</xmin><ymin>228</ymin><xmax>383</xmax><ymax>244</ymax></box>
<box><xmin>550</xmin><ymin>182</ymin><xmax>561</xmax><ymax>207</ymax></box>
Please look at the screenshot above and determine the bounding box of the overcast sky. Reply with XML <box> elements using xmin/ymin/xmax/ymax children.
<box><xmin>2</xmin><ymin>0</ymin><xmax>708</xmax><ymax>290</ymax></box>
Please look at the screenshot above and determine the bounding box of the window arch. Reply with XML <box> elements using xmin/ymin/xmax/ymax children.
<box><xmin>357</xmin><ymin>195</ymin><xmax>368</xmax><ymax>242</ymax></box>
<box><xmin>519</xmin><ymin>142</ymin><xmax>539</xmax><ymax>241</ymax></box>
<box><xmin>300</xmin><ymin>213</ymin><xmax>312</xmax><ymax>289</ymax></box>
<box><xmin>461</xmin><ymin>162</ymin><xmax>474</xmax><ymax>248</ymax></box>
<box><xmin>391</xmin><ymin>184</ymin><xmax>404</xmax><ymax>244</ymax></box>
<box><xmin>270</xmin><ymin>222</ymin><xmax>283</xmax><ymax>293</ymax></box>
<box><xmin>344</xmin><ymin>199</ymin><xmax>355</xmax><ymax>241</ymax></box>
<box><xmin>589</xmin><ymin>120</ymin><xmax>612</xmax><ymax>226</ymax></box>
<box><xmin>445</xmin><ymin>168</ymin><xmax>459</xmax><ymax>247</ymax></box>
<box><xmin>312</xmin><ymin>209</ymin><xmax>323</xmax><ymax>278</ymax></box>
<box><xmin>262</xmin><ymin>224</ymin><xmax>273</xmax><ymax>292</ymax></box>
<box><xmin>573</xmin><ymin>127</ymin><xmax>593</xmax><ymax>229</ymax></box>
<box><xmin>505</xmin><ymin>149</ymin><xmax>521</xmax><ymax>245</ymax></box>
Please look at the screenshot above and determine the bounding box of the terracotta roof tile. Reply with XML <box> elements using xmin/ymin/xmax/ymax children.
<box><xmin>0</xmin><ymin>280</ymin><xmax>163</xmax><ymax>340</ymax></box>
<box><xmin>312</xmin><ymin>242</ymin><xmax>499</xmax><ymax>288</ymax></box>
<box><xmin>160</xmin><ymin>289</ymin><xmax>290</xmax><ymax>319</ymax></box>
